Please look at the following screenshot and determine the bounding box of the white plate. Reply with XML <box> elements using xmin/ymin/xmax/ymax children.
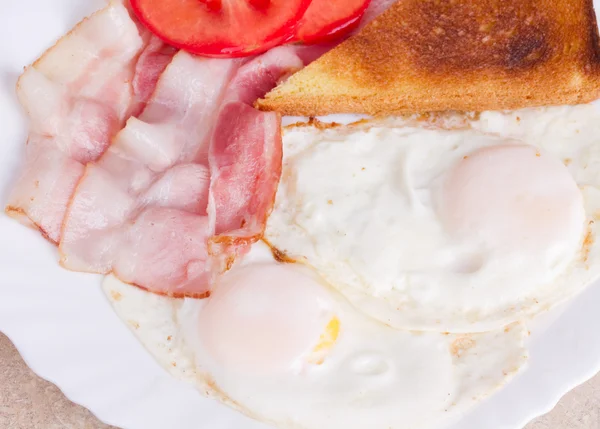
<box><xmin>1</xmin><ymin>1</ymin><xmax>600</xmax><ymax>429</ymax></box>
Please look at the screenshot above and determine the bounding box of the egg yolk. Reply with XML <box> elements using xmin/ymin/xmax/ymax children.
<box><xmin>308</xmin><ymin>316</ymin><xmax>340</xmax><ymax>365</ymax></box>
<box><xmin>197</xmin><ymin>264</ymin><xmax>337</xmax><ymax>374</ymax></box>
<box><xmin>438</xmin><ymin>144</ymin><xmax>585</xmax><ymax>256</ymax></box>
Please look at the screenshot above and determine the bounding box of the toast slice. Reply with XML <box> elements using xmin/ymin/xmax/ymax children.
<box><xmin>256</xmin><ymin>0</ymin><xmax>600</xmax><ymax>115</ymax></box>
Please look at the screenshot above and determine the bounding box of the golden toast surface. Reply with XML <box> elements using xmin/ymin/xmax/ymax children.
<box><xmin>256</xmin><ymin>0</ymin><xmax>600</xmax><ymax>115</ymax></box>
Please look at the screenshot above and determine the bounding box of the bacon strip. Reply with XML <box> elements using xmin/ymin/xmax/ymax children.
<box><xmin>6</xmin><ymin>138</ymin><xmax>85</xmax><ymax>242</ymax></box>
<box><xmin>113</xmin><ymin>208</ymin><xmax>212</xmax><ymax>298</ymax></box>
<box><xmin>208</xmin><ymin>46</ymin><xmax>308</xmax><ymax>246</ymax></box>
<box><xmin>209</xmin><ymin>103</ymin><xmax>282</xmax><ymax>239</ymax></box>
<box><xmin>60</xmin><ymin>165</ymin><xmax>136</xmax><ymax>273</ymax></box>
<box><xmin>58</xmin><ymin>45</ymin><xmax>313</xmax><ymax>297</ymax></box>
<box><xmin>224</xmin><ymin>46</ymin><xmax>304</xmax><ymax>105</ymax></box>
<box><xmin>59</xmin><ymin>52</ymin><xmax>238</xmax><ymax>297</ymax></box>
<box><xmin>10</xmin><ymin>11</ymin><xmax>331</xmax><ymax>297</ymax></box>
<box><xmin>6</xmin><ymin>2</ymin><xmax>146</xmax><ymax>243</ymax></box>
<box><xmin>131</xmin><ymin>35</ymin><xmax>178</xmax><ymax>117</ymax></box>
<box><xmin>97</xmin><ymin>52</ymin><xmax>239</xmax><ymax>192</ymax></box>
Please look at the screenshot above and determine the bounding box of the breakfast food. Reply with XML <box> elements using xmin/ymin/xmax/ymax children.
<box><xmin>7</xmin><ymin>2</ymin><xmax>325</xmax><ymax>298</ymax></box>
<box><xmin>6</xmin><ymin>2</ymin><xmax>148</xmax><ymax>243</ymax></box>
<box><xmin>130</xmin><ymin>0</ymin><xmax>311</xmax><ymax>57</ymax></box>
<box><xmin>266</xmin><ymin>104</ymin><xmax>600</xmax><ymax>332</ymax></box>
<box><xmin>130</xmin><ymin>0</ymin><xmax>374</xmax><ymax>57</ymax></box>
<box><xmin>293</xmin><ymin>0</ymin><xmax>372</xmax><ymax>43</ymax></box>
<box><xmin>57</xmin><ymin>50</ymin><xmax>283</xmax><ymax>298</ymax></box>
<box><xmin>103</xmin><ymin>242</ymin><xmax>528</xmax><ymax>429</ymax></box>
<box><xmin>257</xmin><ymin>0</ymin><xmax>600</xmax><ymax>115</ymax></box>
<box><xmin>6</xmin><ymin>0</ymin><xmax>600</xmax><ymax>428</ymax></box>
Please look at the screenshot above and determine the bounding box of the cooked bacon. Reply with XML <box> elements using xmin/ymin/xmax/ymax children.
<box><xmin>12</xmin><ymin>9</ymin><xmax>332</xmax><ymax>296</ymax></box>
<box><xmin>60</xmin><ymin>165</ymin><xmax>212</xmax><ymax>297</ymax></box>
<box><xmin>16</xmin><ymin>3</ymin><xmax>144</xmax><ymax>163</ymax></box>
<box><xmin>131</xmin><ymin>36</ymin><xmax>178</xmax><ymax>116</ymax></box>
<box><xmin>141</xmin><ymin>164</ymin><xmax>211</xmax><ymax>215</ymax></box>
<box><xmin>59</xmin><ymin>44</ymin><xmax>298</xmax><ymax>297</ymax></box>
<box><xmin>208</xmin><ymin>102</ymin><xmax>282</xmax><ymax>239</ymax></box>
<box><xmin>60</xmin><ymin>52</ymin><xmax>238</xmax><ymax>297</ymax></box>
<box><xmin>225</xmin><ymin>44</ymin><xmax>334</xmax><ymax>106</ymax></box>
<box><xmin>208</xmin><ymin>45</ymin><xmax>314</xmax><ymax>251</ymax></box>
<box><xmin>6</xmin><ymin>137</ymin><xmax>85</xmax><ymax>242</ymax></box>
<box><xmin>6</xmin><ymin>2</ymin><xmax>146</xmax><ymax>243</ymax></box>
<box><xmin>97</xmin><ymin>52</ymin><xmax>239</xmax><ymax>192</ymax></box>
<box><xmin>60</xmin><ymin>165</ymin><xmax>136</xmax><ymax>273</ymax></box>
<box><xmin>225</xmin><ymin>46</ymin><xmax>304</xmax><ymax>105</ymax></box>
<box><xmin>113</xmin><ymin>208</ymin><xmax>213</xmax><ymax>298</ymax></box>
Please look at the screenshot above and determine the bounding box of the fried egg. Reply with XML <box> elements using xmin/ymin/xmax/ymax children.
<box><xmin>103</xmin><ymin>243</ymin><xmax>527</xmax><ymax>429</ymax></box>
<box><xmin>266</xmin><ymin>104</ymin><xmax>600</xmax><ymax>332</ymax></box>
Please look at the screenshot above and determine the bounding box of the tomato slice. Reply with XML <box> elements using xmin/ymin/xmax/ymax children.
<box><xmin>293</xmin><ymin>0</ymin><xmax>372</xmax><ymax>44</ymax></box>
<box><xmin>130</xmin><ymin>0</ymin><xmax>312</xmax><ymax>57</ymax></box>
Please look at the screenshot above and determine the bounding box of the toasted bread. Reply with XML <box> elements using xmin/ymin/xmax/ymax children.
<box><xmin>256</xmin><ymin>0</ymin><xmax>600</xmax><ymax>115</ymax></box>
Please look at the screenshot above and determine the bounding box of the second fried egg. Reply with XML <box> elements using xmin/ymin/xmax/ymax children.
<box><xmin>266</xmin><ymin>104</ymin><xmax>600</xmax><ymax>332</ymax></box>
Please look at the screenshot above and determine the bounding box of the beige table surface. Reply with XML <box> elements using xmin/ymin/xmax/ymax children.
<box><xmin>1</xmin><ymin>332</ymin><xmax>599</xmax><ymax>429</ymax></box>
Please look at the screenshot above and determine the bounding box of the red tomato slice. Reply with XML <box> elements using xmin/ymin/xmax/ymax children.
<box><xmin>293</xmin><ymin>0</ymin><xmax>372</xmax><ymax>44</ymax></box>
<box><xmin>130</xmin><ymin>0</ymin><xmax>312</xmax><ymax>58</ymax></box>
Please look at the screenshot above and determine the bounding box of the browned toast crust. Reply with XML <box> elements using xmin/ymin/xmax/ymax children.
<box><xmin>256</xmin><ymin>0</ymin><xmax>600</xmax><ymax>115</ymax></box>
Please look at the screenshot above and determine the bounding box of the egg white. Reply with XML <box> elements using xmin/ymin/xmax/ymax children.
<box><xmin>265</xmin><ymin>104</ymin><xmax>600</xmax><ymax>332</ymax></box>
<box><xmin>103</xmin><ymin>243</ymin><xmax>527</xmax><ymax>429</ymax></box>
